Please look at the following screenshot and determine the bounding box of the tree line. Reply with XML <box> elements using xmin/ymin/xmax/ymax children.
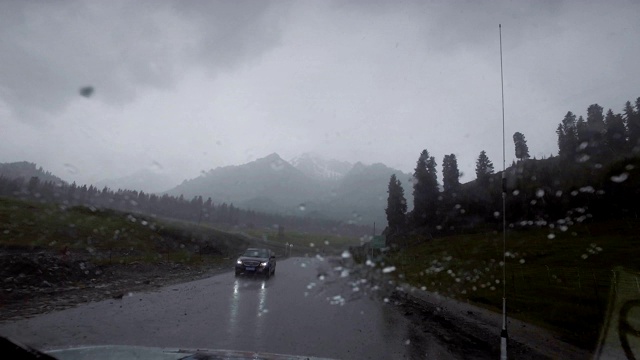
<box><xmin>385</xmin><ymin>97</ymin><xmax>640</xmax><ymax>246</ymax></box>
<box><xmin>0</xmin><ymin>175</ymin><xmax>367</xmax><ymax>237</ymax></box>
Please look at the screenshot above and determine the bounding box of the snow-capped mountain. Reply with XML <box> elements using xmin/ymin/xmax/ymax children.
<box><xmin>289</xmin><ymin>153</ymin><xmax>353</xmax><ymax>180</ymax></box>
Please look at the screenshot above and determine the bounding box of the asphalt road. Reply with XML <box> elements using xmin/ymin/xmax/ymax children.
<box><xmin>0</xmin><ymin>257</ymin><xmax>454</xmax><ymax>359</ymax></box>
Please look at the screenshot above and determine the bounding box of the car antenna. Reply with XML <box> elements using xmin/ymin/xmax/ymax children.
<box><xmin>499</xmin><ymin>23</ymin><xmax>509</xmax><ymax>360</ymax></box>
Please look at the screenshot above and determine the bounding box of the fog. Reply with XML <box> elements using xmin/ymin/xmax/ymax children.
<box><xmin>1</xmin><ymin>0</ymin><xmax>639</xmax><ymax>188</ymax></box>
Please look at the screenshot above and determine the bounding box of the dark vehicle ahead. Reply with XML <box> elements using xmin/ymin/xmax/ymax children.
<box><xmin>235</xmin><ymin>248</ymin><xmax>276</xmax><ymax>278</ymax></box>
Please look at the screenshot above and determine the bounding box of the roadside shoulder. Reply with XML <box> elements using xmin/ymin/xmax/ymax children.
<box><xmin>398</xmin><ymin>284</ymin><xmax>592</xmax><ymax>359</ymax></box>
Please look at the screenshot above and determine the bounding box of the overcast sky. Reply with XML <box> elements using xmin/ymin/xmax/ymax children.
<box><xmin>1</xmin><ymin>0</ymin><xmax>639</xmax><ymax>188</ymax></box>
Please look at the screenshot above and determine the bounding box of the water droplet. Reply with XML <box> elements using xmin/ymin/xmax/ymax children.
<box><xmin>382</xmin><ymin>266</ymin><xmax>396</xmax><ymax>274</ymax></box>
<box><xmin>299</xmin><ymin>204</ymin><xmax>306</xmax><ymax>211</ymax></box>
<box><xmin>581</xmin><ymin>254</ymin><xmax>588</xmax><ymax>260</ymax></box>
<box><xmin>578</xmin><ymin>141</ymin><xmax>589</xmax><ymax>151</ymax></box>
<box><xmin>577</xmin><ymin>154</ymin><xmax>590</xmax><ymax>163</ymax></box>
<box><xmin>309</xmin><ymin>242</ymin><xmax>315</xmax><ymax>247</ymax></box>
<box><xmin>536</xmin><ymin>189</ymin><xmax>545</xmax><ymax>198</ymax></box>
<box><xmin>365</xmin><ymin>259</ymin><xmax>375</xmax><ymax>267</ymax></box>
<box><xmin>270</xmin><ymin>160</ymin><xmax>285</xmax><ymax>171</ymax></box>
<box><xmin>79</xmin><ymin>86</ymin><xmax>94</xmax><ymax>97</ymax></box>
<box><xmin>547</xmin><ymin>234</ymin><xmax>556</xmax><ymax>239</ymax></box>
<box><xmin>493</xmin><ymin>211</ymin><xmax>500</xmax><ymax>218</ymax></box>
<box><xmin>519</xmin><ymin>259</ymin><xmax>525</xmax><ymax>264</ymax></box>
<box><xmin>341</xmin><ymin>250</ymin><xmax>351</xmax><ymax>259</ymax></box>
<box><xmin>512</xmin><ymin>189</ymin><xmax>520</xmax><ymax>196</ymax></box>
<box><xmin>625</xmin><ymin>164</ymin><xmax>635</xmax><ymax>171</ymax></box>
<box><xmin>404</xmin><ymin>339</ymin><xmax>411</xmax><ymax>345</ymax></box>
<box><xmin>148</xmin><ymin>161</ymin><xmax>163</xmax><ymax>172</ymax></box>
<box><xmin>64</xmin><ymin>163</ymin><xmax>79</xmax><ymax>174</ymax></box>
<box><xmin>610</xmin><ymin>172</ymin><xmax>629</xmax><ymax>183</ymax></box>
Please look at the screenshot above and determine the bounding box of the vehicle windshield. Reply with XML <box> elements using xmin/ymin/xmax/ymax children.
<box><xmin>0</xmin><ymin>1</ymin><xmax>639</xmax><ymax>359</ymax></box>
<box><xmin>242</xmin><ymin>249</ymin><xmax>269</xmax><ymax>258</ymax></box>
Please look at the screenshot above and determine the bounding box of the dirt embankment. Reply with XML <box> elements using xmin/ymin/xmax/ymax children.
<box><xmin>0</xmin><ymin>249</ymin><xmax>233</xmax><ymax>322</ymax></box>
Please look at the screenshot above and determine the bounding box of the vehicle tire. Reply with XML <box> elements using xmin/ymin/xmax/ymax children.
<box><xmin>265</xmin><ymin>269</ymin><xmax>271</xmax><ymax>279</ymax></box>
<box><xmin>235</xmin><ymin>271</ymin><xmax>240</xmax><ymax>277</ymax></box>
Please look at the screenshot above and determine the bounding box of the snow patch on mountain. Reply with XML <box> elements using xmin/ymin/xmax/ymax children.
<box><xmin>290</xmin><ymin>153</ymin><xmax>353</xmax><ymax>180</ymax></box>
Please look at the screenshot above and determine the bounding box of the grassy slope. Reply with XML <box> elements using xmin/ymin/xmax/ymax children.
<box><xmin>0</xmin><ymin>196</ymin><xmax>250</xmax><ymax>265</ymax></box>
<box><xmin>388</xmin><ymin>218</ymin><xmax>640</xmax><ymax>350</ymax></box>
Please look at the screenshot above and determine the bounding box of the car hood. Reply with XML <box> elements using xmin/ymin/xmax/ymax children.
<box><xmin>47</xmin><ymin>345</ymin><xmax>334</xmax><ymax>360</ymax></box>
<box><xmin>238</xmin><ymin>256</ymin><xmax>269</xmax><ymax>262</ymax></box>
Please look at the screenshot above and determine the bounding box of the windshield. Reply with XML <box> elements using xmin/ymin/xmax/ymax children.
<box><xmin>242</xmin><ymin>249</ymin><xmax>269</xmax><ymax>258</ymax></box>
<box><xmin>0</xmin><ymin>1</ymin><xmax>639</xmax><ymax>359</ymax></box>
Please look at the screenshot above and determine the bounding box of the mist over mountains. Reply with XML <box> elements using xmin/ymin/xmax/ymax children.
<box><xmin>94</xmin><ymin>169</ymin><xmax>177</xmax><ymax>194</ymax></box>
<box><xmin>0</xmin><ymin>154</ymin><xmax>413</xmax><ymax>227</ymax></box>
<box><xmin>165</xmin><ymin>153</ymin><xmax>413</xmax><ymax>226</ymax></box>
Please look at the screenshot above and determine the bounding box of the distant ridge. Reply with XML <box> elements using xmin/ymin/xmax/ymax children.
<box><xmin>165</xmin><ymin>153</ymin><xmax>412</xmax><ymax>225</ymax></box>
<box><xmin>0</xmin><ymin>161</ymin><xmax>65</xmax><ymax>185</ymax></box>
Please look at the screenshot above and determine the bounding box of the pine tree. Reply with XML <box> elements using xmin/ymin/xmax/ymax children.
<box><xmin>625</xmin><ymin>99</ymin><xmax>640</xmax><ymax>153</ymax></box>
<box><xmin>412</xmin><ymin>149</ymin><xmax>439</xmax><ymax>227</ymax></box>
<box><xmin>475</xmin><ymin>150</ymin><xmax>495</xmax><ymax>185</ymax></box>
<box><xmin>385</xmin><ymin>174</ymin><xmax>407</xmax><ymax>234</ymax></box>
<box><xmin>586</xmin><ymin>103</ymin><xmax>606</xmax><ymax>157</ymax></box>
<box><xmin>557</xmin><ymin>111</ymin><xmax>578</xmax><ymax>159</ymax></box>
<box><xmin>604</xmin><ymin>108</ymin><xmax>627</xmax><ymax>155</ymax></box>
<box><xmin>513</xmin><ymin>132</ymin><xmax>530</xmax><ymax>161</ymax></box>
<box><xmin>442</xmin><ymin>154</ymin><xmax>460</xmax><ymax>193</ymax></box>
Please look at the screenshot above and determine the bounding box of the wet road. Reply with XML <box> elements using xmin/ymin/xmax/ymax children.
<box><xmin>0</xmin><ymin>257</ymin><xmax>450</xmax><ymax>359</ymax></box>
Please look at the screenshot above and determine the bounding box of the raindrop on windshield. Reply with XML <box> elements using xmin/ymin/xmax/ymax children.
<box><xmin>64</xmin><ymin>163</ymin><xmax>79</xmax><ymax>174</ymax></box>
<box><xmin>270</xmin><ymin>160</ymin><xmax>285</xmax><ymax>171</ymax></box>
<box><xmin>299</xmin><ymin>204</ymin><xmax>306</xmax><ymax>211</ymax></box>
<box><xmin>341</xmin><ymin>250</ymin><xmax>351</xmax><ymax>259</ymax></box>
<box><xmin>577</xmin><ymin>154</ymin><xmax>590</xmax><ymax>163</ymax></box>
<box><xmin>148</xmin><ymin>161</ymin><xmax>163</xmax><ymax>172</ymax></box>
<box><xmin>536</xmin><ymin>189</ymin><xmax>545</xmax><ymax>198</ymax></box>
<box><xmin>610</xmin><ymin>172</ymin><xmax>629</xmax><ymax>183</ymax></box>
<box><xmin>382</xmin><ymin>266</ymin><xmax>396</xmax><ymax>274</ymax></box>
<box><xmin>79</xmin><ymin>86</ymin><xmax>94</xmax><ymax>97</ymax></box>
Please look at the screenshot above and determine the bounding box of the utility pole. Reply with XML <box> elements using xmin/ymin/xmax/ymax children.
<box><xmin>499</xmin><ymin>23</ymin><xmax>509</xmax><ymax>360</ymax></box>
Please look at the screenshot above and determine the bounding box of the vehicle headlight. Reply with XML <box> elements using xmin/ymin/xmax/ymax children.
<box><xmin>260</xmin><ymin>262</ymin><xmax>268</xmax><ymax>266</ymax></box>
<box><xmin>236</xmin><ymin>260</ymin><xmax>242</xmax><ymax>265</ymax></box>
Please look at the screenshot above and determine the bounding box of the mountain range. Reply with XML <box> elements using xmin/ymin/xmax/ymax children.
<box><xmin>165</xmin><ymin>153</ymin><xmax>414</xmax><ymax>226</ymax></box>
<box><xmin>0</xmin><ymin>154</ymin><xmax>414</xmax><ymax>227</ymax></box>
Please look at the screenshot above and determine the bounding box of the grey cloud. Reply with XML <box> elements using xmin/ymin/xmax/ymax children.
<box><xmin>0</xmin><ymin>0</ymin><xmax>289</xmax><ymax>120</ymax></box>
